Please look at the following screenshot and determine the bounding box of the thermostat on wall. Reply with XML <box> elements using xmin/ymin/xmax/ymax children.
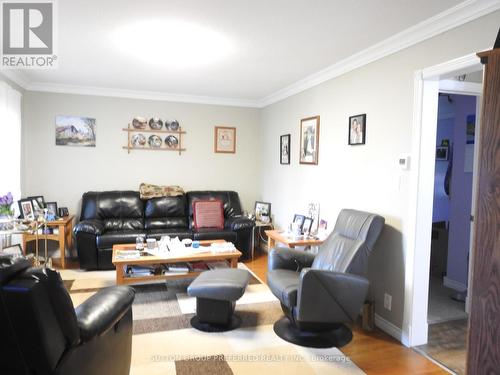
<box><xmin>398</xmin><ymin>154</ymin><xmax>410</xmax><ymax>170</ymax></box>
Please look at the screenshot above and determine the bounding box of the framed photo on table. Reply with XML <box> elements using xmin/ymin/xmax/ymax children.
<box><xmin>293</xmin><ymin>214</ymin><xmax>305</xmax><ymax>231</ymax></box>
<box><xmin>214</xmin><ymin>126</ymin><xmax>236</xmax><ymax>153</ymax></box>
<box><xmin>28</xmin><ymin>195</ymin><xmax>45</xmax><ymax>211</ymax></box>
<box><xmin>299</xmin><ymin>116</ymin><xmax>320</xmax><ymax>165</ymax></box>
<box><xmin>18</xmin><ymin>199</ymin><xmax>34</xmax><ymax>220</ymax></box>
<box><xmin>254</xmin><ymin>201</ymin><xmax>271</xmax><ymax>223</ymax></box>
<box><xmin>302</xmin><ymin>217</ymin><xmax>313</xmax><ymax>234</ymax></box>
<box><xmin>280</xmin><ymin>134</ymin><xmax>290</xmax><ymax>164</ymax></box>
<box><xmin>46</xmin><ymin>202</ymin><xmax>58</xmax><ymax>216</ymax></box>
<box><xmin>348</xmin><ymin>114</ymin><xmax>366</xmax><ymax>145</ymax></box>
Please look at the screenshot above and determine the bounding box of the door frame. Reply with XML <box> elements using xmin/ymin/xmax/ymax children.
<box><xmin>403</xmin><ymin>53</ymin><xmax>484</xmax><ymax>347</ymax></box>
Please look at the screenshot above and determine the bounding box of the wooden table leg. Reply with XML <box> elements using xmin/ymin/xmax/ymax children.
<box><xmin>116</xmin><ymin>264</ymin><xmax>124</xmax><ymax>285</ymax></box>
<box><xmin>58</xmin><ymin>223</ymin><xmax>66</xmax><ymax>269</ymax></box>
<box><xmin>67</xmin><ymin>219</ymin><xmax>74</xmax><ymax>248</ymax></box>
<box><xmin>21</xmin><ymin>233</ymin><xmax>27</xmax><ymax>255</ymax></box>
<box><xmin>230</xmin><ymin>257</ymin><xmax>238</xmax><ymax>268</ymax></box>
<box><xmin>267</xmin><ymin>236</ymin><xmax>276</xmax><ymax>251</ymax></box>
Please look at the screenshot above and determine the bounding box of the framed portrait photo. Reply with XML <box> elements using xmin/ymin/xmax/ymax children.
<box><xmin>280</xmin><ymin>134</ymin><xmax>290</xmax><ymax>165</ymax></box>
<box><xmin>46</xmin><ymin>201</ymin><xmax>58</xmax><ymax>215</ymax></box>
<box><xmin>28</xmin><ymin>195</ymin><xmax>45</xmax><ymax>211</ymax></box>
<box><xmin>254</xmin><ymin>201</ymin><xmax>271</xmax><ymax>223</ymax></box>
<box><xmin>299</xmin><ymin>116</ymin><xmax>320</xmax><ymax>165</ymax></box>
<box><xmin>348</xmin><ymin>114</ymin><xmax>366</xmax><ymax>145</ymax></box>
<box><xmin>293</xmin><ymin>214</ymin><xmax>305</xmax><ymax>229</ymax></box>
<box><xmin>214</xmin><ymin>126</ymin><xmax>236</xmax><ymax>153</ymax></box>
<box><xmin>302</xmin><ymin>217</ymin><xmax>313</xmax><ymax>235</ymax></box>
<box><xmin>18</xmin><ymin>199</ymin><xmax>34</xmax><ymax>220</ymax></box>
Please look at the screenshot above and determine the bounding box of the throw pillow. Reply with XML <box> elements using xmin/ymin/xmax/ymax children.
<box><xmin>193</xmin><ymin>200</ymin><xmax>224</xmax><ymax>229</ymax></box>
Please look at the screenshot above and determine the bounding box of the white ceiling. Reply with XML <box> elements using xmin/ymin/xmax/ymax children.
<box><xmin>7</xmin><ymin>0</ymin><xmax>499</xmax><ymax>105</ymax></box>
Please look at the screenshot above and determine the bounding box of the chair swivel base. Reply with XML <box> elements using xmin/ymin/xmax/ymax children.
<box><xmin>190</xmin><ymin>314</ymin><xmax>242</xmax><ymax>332</ymax></box>
<box><xmin>273</xmin><ymin>317</ymin><xmax>353</xmax><ymax>348</ymax></box>
<box><xmin>190</xmin><ymin>297</ymin><xmax>242</xmax><ymax>332</ymax></box>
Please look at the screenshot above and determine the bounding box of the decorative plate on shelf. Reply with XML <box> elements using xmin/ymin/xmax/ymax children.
<box><xmin>165</xmin><ymin>135</ymin><xmax>179</xmax><ymax>148</ymax></box>
<box><xmin>149</xmin><ymin>117</ymin><xmax>163</xmax><ymax>130</ymax></box>
<box><xmin>166</xmin><ymin>119</ymin><xmax>180</xmax><ymax>131</ymax></box>
<box><xmin>148</xmin><ymin>134</ymin><xmax>162</xmax><ymax>148</ymax></box>
<box><xmin>131</xmin><ymin>133</ymin><xmax>146</xmax><ymax>147</ymax></box>
<box><xmin>132</xmin><ymin>116</ymin><xmax>148</xmax><ymax>129</ymax></box>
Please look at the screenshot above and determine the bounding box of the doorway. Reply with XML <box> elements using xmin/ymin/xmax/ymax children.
<box><xmin>415</xmin><ymin>90</ymin><xmax>480</xmax><ymax>374</ymax></box>
<box><xmin>403</xmin><ymin>53</ymin><xmax>483</xmax><ymax>349</ymax></box>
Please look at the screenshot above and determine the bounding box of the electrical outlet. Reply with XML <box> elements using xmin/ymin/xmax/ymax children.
<box><xmin>384</xmin><ymin>293</ymin><xmax>392</xmax><ymax>311</ymax></box>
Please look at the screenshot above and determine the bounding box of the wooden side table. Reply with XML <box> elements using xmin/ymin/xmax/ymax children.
<box><xmin>21</xmin><ymin>215</ymin><xmax>74</xmax><ymax>269</ymax></box>
<box><xmin>265</xmin><ymin>229</ymin><xmax>324</xmax><ymax>250</ymax></box>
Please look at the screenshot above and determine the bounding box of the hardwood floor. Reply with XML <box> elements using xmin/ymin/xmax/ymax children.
<box><xmin>243</xmin><ymin>251</ymin><xmax>448</xmax><ymax>375</ymax></box>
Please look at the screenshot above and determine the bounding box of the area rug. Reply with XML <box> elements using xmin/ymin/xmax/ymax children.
<box><xmin>60</xmin><ymin>264</ymin><xmax>364</xmax><ymax>375</ymax></box>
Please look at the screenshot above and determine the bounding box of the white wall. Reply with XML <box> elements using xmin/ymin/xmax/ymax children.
<box><xmin>259</xmin><ymin>11</ymin><xmax>500</xmax><ymax>331</ymax></box>
<box><xmin>23</xmin><ymin>92</ymin><xmax>261</xmax><ymax>216</ymax></box>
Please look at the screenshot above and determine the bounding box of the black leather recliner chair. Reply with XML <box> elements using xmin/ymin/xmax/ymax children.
<box><xmin>0</xmin><ymin>255</ymin><xmax>135</xmax><ymax>375</ymax></box>
<box><xmin>74</xmin><ymin>190</ymin><xmax>255</xmax><ymax>270</ymax></box>
<box><xmin>267</xmin><ymin>209</ymin><xmax>384</xmax><ymax>348</ymax></box>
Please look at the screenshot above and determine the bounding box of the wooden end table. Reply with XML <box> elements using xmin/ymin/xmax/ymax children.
<box><xmin>265</xmin><ymin>229</ymin><xmax>325</xmax><ymax>250</ymax></box>
<box><xmin>21</xmin><ymin>215</ymin><xmax>74</xmax><ymax>269</ymax></box>
<box><xmin>112</xmin><ymin>240</ymin><xmax>242</xmax><ymax>285</ymax></box>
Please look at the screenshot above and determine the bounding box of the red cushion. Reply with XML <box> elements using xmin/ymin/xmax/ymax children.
<box><xmin>193</xmin><ymin>200</ymin><xmax>224</xmax><ymax>230</ymax></box>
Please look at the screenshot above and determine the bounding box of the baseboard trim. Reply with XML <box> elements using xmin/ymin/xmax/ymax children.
<box><xmin>374</xmin><ymin>314</ymin><xmax>403</xmax><ymax>342</ymax></box>
<box><xmin>443</xmin><ymin>277</ymin><xmax>467</xmax><ymax>292</ymax></box>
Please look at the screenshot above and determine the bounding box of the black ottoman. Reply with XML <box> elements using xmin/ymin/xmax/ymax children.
<box><xmin>187</xmin><ymin>268</ymin><xmax>250</xmax><ymax>332</ymax></box>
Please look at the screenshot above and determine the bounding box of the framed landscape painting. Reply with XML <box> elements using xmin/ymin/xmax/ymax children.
<box><xmin>56</xmin><ymin>115</ymin><xmax>96</xmax><ymax>147</ymax></box>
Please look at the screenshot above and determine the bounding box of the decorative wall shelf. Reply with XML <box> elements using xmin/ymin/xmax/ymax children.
<box><xmin>122</xmin><ymin>124</ymin><xmax>186</xmax><ymax>155</ymax></box>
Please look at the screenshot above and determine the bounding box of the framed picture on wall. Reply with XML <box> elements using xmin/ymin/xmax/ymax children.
<box><xmin>56</xmin><ymin>116</ymin><xmax>96</xmax><ymax>147</ymax></box>
<box><xmin>280</xmin><ymin>134</ymin><xmax>290</xmax><ymax>164</ymax></box>
<box><xmin>214</xmin><ymin>126</ymin><xmax>236</xmax><ymax>153</ymax></box>
<box><xmin>299</xmin><ymin>116</ymin><xmax>320</xmax><ymax>165</ymax></box>
<box><xmin>436</xmin><ymin>146</ymin><xmax>449</xmax><ymax>161</ymax></box>
<box><xmin>348</xmin><ymin>114</ymin><xmax>366</xmax><ymax>145</ymax></box>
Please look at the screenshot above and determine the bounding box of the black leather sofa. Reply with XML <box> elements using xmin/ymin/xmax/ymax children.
<box><xmin>0</xmin><ymin>255</ymin><xmax>135</xmax><ymax>375</ymax></box>
<box><xmin>74</xmin><ymin>190</ymin><xmax>255</xmax><ymax>270</ymax></box>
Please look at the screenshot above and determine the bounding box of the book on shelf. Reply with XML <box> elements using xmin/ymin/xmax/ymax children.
<box><xmin>189</xmin><ymin>261</ymin><xmax>209</xmax><ymax>271</ymax></box>
<box><xmin>125</xmin><ymin>265</ymin><xmax>155</xmax><ymax>277</ymax></box>
<box><xmin>165</xmin><ymin>263</ymin><xmax>190</xmax><ymax>273</ymax></box>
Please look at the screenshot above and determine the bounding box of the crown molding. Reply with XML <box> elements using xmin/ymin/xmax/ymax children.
<box><xmin>2</xmin><ymin>0</ymin><xmax>498</xmax><ymax>108</ymax></box>
<box><xmin>259</xmin><ymin>0</ymin><xmax>500</xmax><ymax>107</ymax></box>
<box><xmin>0</xmin><ymin>70</ymin><xmax>31</xmax><ymax>88</ymax></box>
<box><xmin>25</xmin><ymin>81</ymin><xmax>261</xmax><ymax>108</ymax></box>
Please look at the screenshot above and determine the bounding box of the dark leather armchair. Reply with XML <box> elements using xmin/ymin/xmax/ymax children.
<box><xmin>0</xmin><ymin>255</ymin><xmax>135</xmax><ymax>375</ymax></box>
<box><xmin>267</xmin><ymin>209</ymin><xmax>384</xmax><ymax>348</ymax></box>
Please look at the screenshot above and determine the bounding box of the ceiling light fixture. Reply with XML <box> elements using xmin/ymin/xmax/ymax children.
<box><xmin>110</xmin><ymin>20</ymin><xmax>232</xmax><ymax>69</ymax></box>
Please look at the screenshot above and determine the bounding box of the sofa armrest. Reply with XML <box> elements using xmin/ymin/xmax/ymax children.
<box><xmin>224</xmin><ymin>216</ymin><xmax>255</xmax><ymax>231</ymax></box>
<box><xmin>74</xmin><ymin>219</ymin><xmax>104</xmax><ymax>236</ymax></box>
<box><xmin>75</xmin><ymin>286</ymin><xmax>135</xmax><ymax>342</ymax></box>
<box><xmin>297</xmin><ymin>269</ymin><xmax>369</xmax><ymax>322</ymax></box>
<box><xmin>268</xmin><ymin>247</ymin><xmax>316</xmax><ymax>271</ymax></box>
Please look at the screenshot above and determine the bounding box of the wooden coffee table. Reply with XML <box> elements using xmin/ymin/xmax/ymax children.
<box><xmin>112</xmin><ymin>240</ymin><xmax>242</xmax><ymax>285</ymax></box>
<box><xmin>265</xmin><ymin>229</ymin><xmax>325</xmax><ymax>249</ymax></box>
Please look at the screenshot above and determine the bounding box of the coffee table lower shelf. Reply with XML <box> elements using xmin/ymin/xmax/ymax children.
<box><xmin>117</xmin><ymin>271</ymin><xmax>205</xmax><ymax>285</ymax></box>
<box><xmin>112</xmin><ymin>241</ymin><xmax>242</xmax><ymax>285</ymax></box>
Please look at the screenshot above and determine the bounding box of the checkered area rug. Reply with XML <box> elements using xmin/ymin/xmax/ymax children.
<box><xmin>59</xmin><ymin>264</ymin><xmax>363</xmax><ymax>375</ymax></box>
